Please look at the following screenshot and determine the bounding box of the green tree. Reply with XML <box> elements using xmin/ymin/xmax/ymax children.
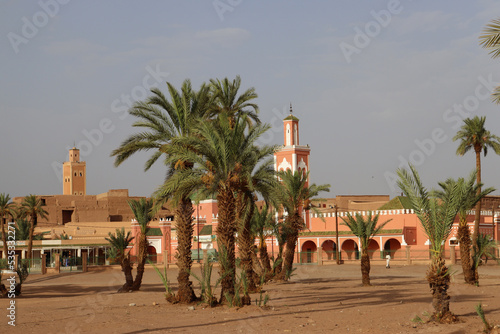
<box><xmin>397</xmin><ymin>165</ymin><xmax>463</xmax><ymax>323</ymax></box>
<box><xmin>106</xmin><ymin>227</ymin><xmax>134</xmax><ymax>292</ymax></box>
<box><xmin>128</xmin><ymin>198</ymin><xmax>154</xmax><ymax>291</ymax></box>
<box><xmin>472</xmin><ymin>234</ymin><xmax>499</xmax><ymax>280</ymax></box>
<box><xmin>479</xmin><ymin>18</ymin><xmax>500</xmax><ymax>103</ymax></box>
<box><xmin>342</xmin><ymin>212</ymin><xmax>391</xmax><ymax>286</ymax></box>
<box><xmin>435</xmin><ymin>172</ymin><xmax>494</xmax><ymax>285</ymax></box>
<box><xmin>155</xmin><ymin>112</ymin><xmax>273</xmax><ymax>303</ymax></box>
<box><xmin>15</xmin><ymin>219</ymin><xmax>38</xmax><ymax>241</ymax></box>
<box><xmin>111</xmin><ymin>79</ymin><xmax>210</xmax><ymax>303</ymax></box>
<box><xmin>0</xmin><ymin>194</ymin><xmax>16</xmax><ymax>258</ymax></box>
<box><xmin>236</xmin><ymin>153</ymin><xmax>279</xmax><ymax>297</ymax></box>
<box><xmin>250</xmin><ymin>204</ymin><xmax>275</xmax><ymax>276</ymax></box>
<box><xmin>209</xmin><ymin>75</ymin><xmax>259</xmax><ymax>128</ymax></box>
<box><xmin>275</xmin><ymin>170</ymin><xmax>330</xmax><ymax>281</ymax></box>
<box><xmin>20</xmin><ymin>195</ymin><xmax>48</xmax><ymax>259</ymax></box>
<box><xmin>453</xmin><ymin>116</ymin><xmax>500</xmax><ymax>248</ymax></box>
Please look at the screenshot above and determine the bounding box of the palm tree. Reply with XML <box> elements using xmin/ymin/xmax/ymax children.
<box><xmin>479</xmin><ymin>18</ymin><xmax>500</xmax><ymax>103</ymax></box>
<box><xmin>251</xmin><ymin>204</ymin><xmax>275</xmax><ymax>276</ymax></box>
<box><xmin>270</xmin><ymin>216</ymin><xmax>291</xmax><ymax>276</ymax></box>
<box><xmin>237</xmin><ymin>154</ymin><xmax>279</xmax><ymax>296</ymax></box>
<box><xmin>111</xmin><ymin>79</ymin><xmax>210</xmax><ymax>303</ymax></box>
<box><xmin>209</xmin><ymin>75</ymin><xmax>259</xmax><ymax>128</ymax></box>
<box><xmin>472</xmin><ymin>234</ymin><xmax>499</xmax><ymax>282</ymax></box>
<box><xmin>128</xmin><ymin>198</ymin><xmax>154</xmax><ymax>291</ymax></box>
<box><xmin>0</xmin><ymin>194</ymin><xmax>16</xmax><ymax>259</ymax></box>
<box><xmin>20</xmin><ymin>195</ymin><xmax>48</xmax><ymax>259</ymax></box>
<box><xmin>15</xmin><ymin>219</ymin><xmax>36</xmax><ymax>241</ymax></box>
<box><xmin>453</xmin><ymin>116</ymin><xmax>500</xmax><ymax>247</ymax></box>
<box><xmin>155</xmin><ymin>113</ymin><xmax>273</xmax><ymax>303</ymax></box>
<box><xmin>275</xmin><ymin>169</ymin><xmax>330</xmax><ymax>281</ymax></box>
<box><xmin>106</xmin><ymin>227</ymin><xmax>134</xmax><ymax>292</ymax></box>
<box><xmin>435</xmin><ymin>171</ymin><xmax>494</xmax><ymax>285</ymax></box>
<box><xmin>342</xmin><ymin>212</ymin><xmax>391</xmax><ymax>286</ymax></box>
<box><xmin>397</xmin><ymin>165</ymin><xmax>463</xmax><ymax>323</ymax></box>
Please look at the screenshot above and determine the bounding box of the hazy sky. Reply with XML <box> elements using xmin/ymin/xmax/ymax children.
<box><xmin>2</xmin><ymin>1</ymin><xmax>500</xmax><ymax>199</ymax></box>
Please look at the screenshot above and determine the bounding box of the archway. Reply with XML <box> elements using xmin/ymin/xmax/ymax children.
<box><xmin>342</xmin><ymin>239</ymin><xmax>359</xmax><ymax>260</ymax></box>
<box><xmin>301</xmin><ymin>240</ymin><xmax>317</xmax><ymax>263</ymax></box>
<box><xmin>367</xmin><ymin>239</ymin><xmax>380</xmax><ymax>259</ymax></box>
<box><xmin>384</xmin><ymin>238</ymin><xmax>401</xmax><ymax>259</ymax></box>
<box><xmin>321</xmin><ymin>240</ymin><xmax>336</xmax><ymax>260</ymax></box>
<box><xmin>147</xmin><ymin>245</ymin><xmax>158</xmax><ymax>263</ymax></box>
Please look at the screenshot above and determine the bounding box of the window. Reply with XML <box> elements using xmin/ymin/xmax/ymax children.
<box><xmin>74</xmin><ymin>172</ymin><xmax>77</xmax><ymax>176</ymax></box>
<box><xmin>79</xmin><ymin>172</ymin><xmax>82</xmax><ymax>177</ymax></box>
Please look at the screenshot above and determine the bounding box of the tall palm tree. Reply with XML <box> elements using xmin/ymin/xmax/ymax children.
<box><xmin>209</xmin><ymin>75</ymin><xmax>260</xmax><ymax>128</ymax></box>
<box><xmin>106</xmin><ymin>227</ymin><xmax>134</xmax><ymax>292</ymax></box>
<box><xmin>275</xmin><ymin>170</ymin><xmax>330</xmax><ymax>281</ymax></box>
<box><xmin>0</xmin><ymin>194</ymin><xmax>16</xmax><ymax>259</ymax></box>
<box><xmin>479</xmin><ymin>18</ymin><xmax>500</xmax><ymax>104</ymax></box>
<box><xmin>111</xmin><ymin>79</ymin><xmax>210</xmax><ymax>303</ymax></box>
<box><xmin>397</xmin><ymin>165</ymin><xmax>463</xmax><ymax>323</ymax></box>
<box><xmin>20</xmin><ymin>195</ymin><xmax>48</xmax><ymax>260</ymax></box>
<box><xmin>237</xmin><ymin>154</ymin><xmax>279</xmax><ymax>296</ymax></box>
<box><xmin>453</xmin><ymin>116</ymin><xmax>500</xmax><ymax>247</ymax></box>
<box><xmin>128</xmin><ymin>198</ymin><xmax>154</xmax><ymax>291</ymax></box>
<box><xmin>155</xmin><ymin>113</ymin><xmax>273</xmax><ymax>303</ymax></box>
<box><xmin>435</xmin><ymin>172</ymin><xmax>494</xmax><ymax>285</ymax></box>
<box><xmin>342</xmin><ymin>212</ymin><xmax>391</xmax><ymax>286</ymax></box>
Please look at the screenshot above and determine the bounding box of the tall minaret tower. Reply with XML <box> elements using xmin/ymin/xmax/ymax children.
<box><xmin>274</xmin><ymin>104</ymin><xmax>311</xmax><ymax>184</ymax></box>
<box><xmin>274</xmin><ymin>105</ymin><xmax>312</xmax><ymax>227</ymax></box>
<box><xmin>63</xmin><ymin>147</ymin><xmax>86</xmax><ymax>195</ymax></box>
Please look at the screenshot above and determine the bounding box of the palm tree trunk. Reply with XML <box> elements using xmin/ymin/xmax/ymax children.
<box><xmin>27</xmin><ymin>214</ymin><xmax>36</xmax><ymax>260</ymax></box>
<box><xmin>274</xmin><ymin>243</ymin><xmax>284</xmax><ymax>276</ymax></box>
<box><xmin>361</xmin><ymin>249</ymin><xmax>371</xmax><ymax>286</ymax></box>
<box><xmin>1</xmin><ymin>217</ymin><xmax>8</xmax><ymax>259</ymax></box>
<box><xmin>427</xmin><ymin>256</ymin><xmax>457</xmax><ymax>323</ymax></box>
<box><xmin>216</xmin><ymin>187</ymin><xmax>236</xmax><ymax>303</ymax></box>
<box><xmin>251</xmin><ymin>248</ymin><xmax>263</xmax><ymax>277</ymax></box>
<box><xmin>131</xmin><ymin>234</ymin><xmax>148</xmax><ymax>291</ymax></box>
<box><xmin>238</xmin><ymin>201</ymin><xmax>257</xmax><ymax>295</ymax></box>
<box><xmin>259</xmin><ymin>242</ymin><xmax>272</xmax><ymax>274</ymax></box>
<box><xmin>474</xmin><ymin>149</ymin><xmax>482</xmax><ymax>242</ymax></box>
<box><xmin>278</xmin><ymin>230</ymin><xmax>298</xmax><ymax>281</ymax></box>
<box><xmin>457</xmin><ymin>219</ymin><xmax>474</xmax><ymax>284</ymax></box>
<box><xmin>175</xmin><ymin>197</ymin><xmax>197</xmax><ymax>303</ymax></box>
<box><xmin>118</xmin><ymin>255</ymin><xmax>134</xmax><ymax>293</ymax></box>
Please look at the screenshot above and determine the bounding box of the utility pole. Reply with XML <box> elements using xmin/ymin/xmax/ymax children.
<box><xmin>197</xmin><ymin>203</ymin><xmax>200</xmax><ymax>263</ymax></box>
<box><xmin>330</xmin><ymin>204</ymin><xmax>341</xmax><ymax>264</ymax></box>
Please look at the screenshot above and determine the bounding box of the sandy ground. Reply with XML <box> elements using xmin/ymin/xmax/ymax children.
<box><xmin>1</xmin><ymin>261</ymin><xmax>500</xmax><ymax>334</ymax></box>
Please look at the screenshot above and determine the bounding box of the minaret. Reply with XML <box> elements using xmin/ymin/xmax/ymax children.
<box><xmin>274</xmin><ymin>104</ymin><xmax>311</xmax><ymax>184</ymax></box>
<box><xmin>62</xmin><ymin>147</ymin><xmax>86</xmax><ymax>195</ymax></box>
<box><xmin>274</xmin><ymin>105</ymin><xmax>311</xmax><ymax>227</ymax></box>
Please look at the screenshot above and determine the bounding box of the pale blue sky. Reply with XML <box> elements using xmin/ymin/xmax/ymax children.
<box><xmin>2</xmin><ymin>1</ymin><xmax>500</xmax><ymax>199</ymax></box>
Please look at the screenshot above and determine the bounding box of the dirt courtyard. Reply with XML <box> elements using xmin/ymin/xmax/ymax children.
<box><xmin>1</xmin><ymin>261</ymin><xmax>500</xmax><ymax>333</ymax></box>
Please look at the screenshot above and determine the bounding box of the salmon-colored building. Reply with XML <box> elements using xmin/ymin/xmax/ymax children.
<box><xmin>4</xmin><ymin>112</ymin><xmax>500</xmax><ymax>268</ymax></box>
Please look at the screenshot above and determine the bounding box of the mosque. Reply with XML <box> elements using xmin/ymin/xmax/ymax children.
<box><xmin>6</xmin><ymin>110</ymin><xmax>500</xmax><ymax>267</ymax></box>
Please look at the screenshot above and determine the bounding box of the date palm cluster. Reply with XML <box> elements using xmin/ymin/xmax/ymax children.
<box><xmin>109</xmin><ymin>76</ymin><xmax>329</xmax><ymax>305</ymax></box>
